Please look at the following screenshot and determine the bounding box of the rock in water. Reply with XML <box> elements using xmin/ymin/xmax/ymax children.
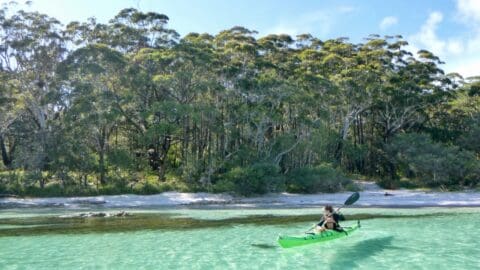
<box><xmin>65</xmin><ymin>211</ymin><xmax>132</xmax><ymax>218</ymax></box>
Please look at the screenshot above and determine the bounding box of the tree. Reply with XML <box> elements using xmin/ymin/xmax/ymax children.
<box><xmin>59</xmin><ymin>44</ymin><xmax>126</xmax><ymax>185</ymax></box>
<box><xmin>0</xmin><ymin>9</ymin><xmax>66</xmax><ymax>175</ymax></box>
<box><xmin>0</xmin><ymin>7</ymin><xmax>476</xmax><ymax>196</ymax></box>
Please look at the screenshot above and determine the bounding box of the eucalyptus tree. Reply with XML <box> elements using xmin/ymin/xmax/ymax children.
<box><xmin>437</xmin><ymin>77</ymin><xmax>480</xmax><ymax>155</ymax></box>
<box><xmin>173</xmin><ymin>33</ymin><xmax>222</xmax><ymax>181</ymax></box>
<box><xmin>212</xmin><ymin>27</ymin><xmax>262</xmax><ymax>165</ymax></box>
<box><xmin>305</xmin><ymin>37</ymin><xmax>364</xmax><ymax>165</ymax></box>
<box><xmin>124</xmin><ymin>32</ymin><xmax>220</xmax><ymax>181</ymax></box>
<box><xmin>373</xmin><ymin>49</ymin><xmax>452</xmax><ymax>142</ymax></box>
<box><xmin>63</xmin><ymin>9</ymin><xmax>181</xmax><ymax>182</ymax></box>
<box><xmin>255</xmin><ymin>34</ymin><xmax>309</xmax><ymax>170</ymax></box>
<box><xmin>292</xmin><ymin>35</ymin><xmax>341</xmax><ymax>166</ymax></box>
<box><xmin>0</xmin><ymin>5</ymin><xmax>475</xmax><ymax>194</ymax></box>
<box><xmin>0</xmin><ymin>8</ymin><xmax>67</xmax><ymax>185</ymax></box>
<box><xmin>108</xmin><ymin>8</ymin><xmax>179</xmax><ymax>51</ymax></box>
<box><xmin>336</xmin><ymin>36</ymin><xmax>406</xmax><ymax>172</ymax></box>
<box><xmin>0</xmin><ymin>7</ymin><xmax>16</xmax><ymax>168</ymax></box>
<box><xmin>65</xmin><ymin>8</ymin><xmax>178</xmax><ymax>51</ymax></box>
<box><xmin>0</xmin><ymin>70</ymin><xmax>18</xmax><ymax>169</ymax></box>
<box><xmin>59</xmin><ymin>44</ymin><xmax>127</xmax><ymax>184</ymax></box>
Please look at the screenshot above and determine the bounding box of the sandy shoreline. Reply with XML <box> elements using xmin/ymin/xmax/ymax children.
<box><xmin>1</xmin><ymin>181</ymin><xmax>480</xmax><ymax>209</ymax></box>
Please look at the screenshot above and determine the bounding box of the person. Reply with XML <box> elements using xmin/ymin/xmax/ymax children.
<box><xmin>314</xmin><ymin>205</ymin><xmax>344</xmax><ymax>233</ymax></box>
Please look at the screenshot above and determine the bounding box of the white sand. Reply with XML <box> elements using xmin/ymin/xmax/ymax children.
<box><xmin>1</xmin><ymin>181</ymin><xmax>480</xmax><ymax>208</ymax></box>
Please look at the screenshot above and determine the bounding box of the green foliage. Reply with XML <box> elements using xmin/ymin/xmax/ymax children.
<box><xmin>0</xmin><ymin>170</ymin><xmax>185</xmax><ymax>197</ymax></box>
<box><xmin>0</xmin><ymin>5</ymin><xmax>478</xmax><ymax>197</ymax></box>
<box><xmin>139</xmin><ymin>182</ymin><xmax>174</xmax><ymax>195</ymax></box>
<box><xmin>341</xmin><ymin>141</ymin><xmax>368</xmax><ymax>173</ymax></box>
<box><xmin>286</xmin><ymin>164</ymin><xmax>351</xmax><ymax>193</ymax></box>
<box><xmin>214</xmin><ymin>163</ymin><xmax>285</xmax><ymax>196</ymax></box>
<box><xmin>108</xmin><ymin>148</ymin><xmax>135</xmax><ymax>171</ymax></box>
<box><xmin>387</xmin><ymin>133</ymin><xmax>480</xmax><ymax>187</ymax></box>
<box><xmin>457</xmin><ymin>122</ymin><xmax>480</xmax><ymax>154</ymax></box>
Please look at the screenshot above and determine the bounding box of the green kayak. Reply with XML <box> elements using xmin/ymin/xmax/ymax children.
<box><xmin>278</xmin><ymin>221</ymin><xmax>360</xmax><ymax>248</ymax></box>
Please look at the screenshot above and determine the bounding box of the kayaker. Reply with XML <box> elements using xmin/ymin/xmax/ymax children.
<box><xmin>314</xmin><ymin>205</ymin><xmax>344</xmax><ymax>233</ymax></box>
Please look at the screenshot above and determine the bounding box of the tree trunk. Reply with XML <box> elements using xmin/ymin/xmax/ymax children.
<box><xmin>157</xmin><ymin>135</ymin><xmax>172</xmax><ymax>182</ymax></box>
<box><xmin>335</xmin><ymin>110</ymin><xmax>357</xmax><ymax>164</ymax></box>
<box><xmin>0</xmin><ymin>135</ymin><xmax>13</xmax><ymax>169</ymax></box>
<box><xmin>99</xmin><ymin>150</ymin><xmax>106</xmax><ymax>185</ymax></box>
<box><xmin>97</xmin><ymin>126</ymin><xmax>109</xmax><ymax>185</ymax></box>
<box><xmin>39</xmin><ymin>174</ymin><xmax>45</xmax><ymax>189</ymax></box>
<box><xmin>158</xmin><ymin>162</ymin><xmax>166</xmax><ymax>181</ymax></box>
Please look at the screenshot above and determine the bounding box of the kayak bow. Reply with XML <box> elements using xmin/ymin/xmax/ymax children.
<box><xmin>278</xmin><ymin>221</ymin><xmax>360</xmax><ymax>248</ymax></box>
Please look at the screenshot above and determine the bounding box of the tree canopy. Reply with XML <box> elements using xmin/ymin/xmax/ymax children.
<box><xmin>0</xmin><ymin>5</ymin><xmax>479</xmax><ymax>196</ymax></box>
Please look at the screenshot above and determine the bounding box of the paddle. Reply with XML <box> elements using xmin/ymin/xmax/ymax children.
<box><xmin>336</xmin><ymin>191</ymin><xmax>360</xmax><ymax>212</ymax></box>
<box><xmin>305</xmin><ymin>192</ymin><xmax>360</xmax><ymax>233</ymax></box>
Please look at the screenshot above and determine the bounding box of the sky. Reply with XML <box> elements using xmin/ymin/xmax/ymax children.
<box><xmin>2</xmin><ymin>0</ymin><xmax>480</xmax><ymax>77</ymax></box>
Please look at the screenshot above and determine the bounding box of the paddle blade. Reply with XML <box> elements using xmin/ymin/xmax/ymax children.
<box><xmin>344</xmin><ymin>192</ymin><xmax>360</xmax><ymax>206</ymax></box>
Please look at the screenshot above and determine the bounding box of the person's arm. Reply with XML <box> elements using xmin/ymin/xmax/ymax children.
<box><xmin>318</xmin><ymin>216</ymin><xmax>325</xmax><ymax>226</ymax></box>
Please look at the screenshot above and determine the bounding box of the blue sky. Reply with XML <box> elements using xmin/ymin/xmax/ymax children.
<box><xmin>3</xmin><ymin>0</ymin><xmax>480</xmax><ymax>77</ymax></box>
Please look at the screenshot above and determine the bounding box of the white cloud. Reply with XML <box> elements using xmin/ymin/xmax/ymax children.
<box><xmin>455</xmin><ymin>0</ymin><xmax>480</xmax><ymax>53</ymax></box>
<box><xmin>379</xmin><ymin>16</ymin><xmax>398</xmax><ymax>30</ymax></box>
<box><xmin>410</xmin><ymin>12</ymin><xmax>465</xmax><ymax>57</ymax></box>
<box><xmin>410</xmin><ymin>11</ymin><xmax>446</xmax><ymax>55</ymax></box>
<box><xmin>446</xmin><ymin>57</ymin><xmax>480</xmax><ymax>78</ymax></box>
<box><xmin>266</xmin><ymin>6</ymin><xmax>355</xmax><ymax>37</ymax></box>
<box><xmin>268</xmin><ymin>10</ymin><xmax>332</xmax><ymax>36</ymax></box>
<box><xmin>446</xmin><ymin>39</ymin><xmax>463</xmax><ymax>55</ymax></box>
<box><xmin>338</xmin><ymin>5</ymin><xmax>355</xmax><ymax>13</ymax></box>
<box><xmin>456</xmin><ymin>0</ymin><xmax>480</xmax><ymax>24</ymax></box>
<box><xmin>445</xmin><ymin>0</ymin><xmax>480</xmax><ymax>76</ymax></box>
<box><xmin>408</xmin><ymin>9</ymin><xmax>479</xmax><ymax>77</ymax></box>
<box><xmin>466</xmin><ymin>35</ymin><xmax>480</xmax><ymax>52</ymax></box>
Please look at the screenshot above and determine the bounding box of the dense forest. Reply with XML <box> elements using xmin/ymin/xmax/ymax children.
<box><xmin>0</xmin><ymin>5</ymin><xmax>479</xmax><ymax>196</ymax></box>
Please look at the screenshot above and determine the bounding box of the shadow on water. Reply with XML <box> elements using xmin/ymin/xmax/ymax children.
<box><xmin>329</xmin><ymin>236</ymin><xmax>398</xmax><ymax>269</ymax></box>
<box><xmin>251</xmin><ymin>243</ymin><xmax>278</xmax><ymax>249</ymax></box>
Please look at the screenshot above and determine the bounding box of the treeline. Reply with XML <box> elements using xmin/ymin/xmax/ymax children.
<box><xmin>0</xmin><ymin>5</ymin><xmax>479</xmax><ymax>196</ymax></box>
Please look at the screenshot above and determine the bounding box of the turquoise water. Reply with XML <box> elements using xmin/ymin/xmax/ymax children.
<box><xmin>0</xmin><ymin>207</ymin><xmax>479</xmax><ymax>269</ymax></box>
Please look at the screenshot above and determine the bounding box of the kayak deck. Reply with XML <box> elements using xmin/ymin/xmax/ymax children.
<box><xmin>278</xmin><ymin>221</ymin><xmax>360</xmax><ymax>248</ymax></box>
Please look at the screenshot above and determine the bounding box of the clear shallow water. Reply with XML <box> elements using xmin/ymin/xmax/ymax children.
<box><xmin>0</xmin><ymin>207</ymin><xmax>479</xmax><ymax>269</ymax></box>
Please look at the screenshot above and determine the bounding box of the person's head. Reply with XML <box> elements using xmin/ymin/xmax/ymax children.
<box><xmin>324</xmin><ymin>205</ymin><xmax>334</xmax><ymax>214</ymax></box>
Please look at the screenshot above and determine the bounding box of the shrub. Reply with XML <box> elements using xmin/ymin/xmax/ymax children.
<box><xmin>139</xmin><ymin>182</ymin><xmax>174</xmax><ymax>195</ymax></box>
<box><xmin>286</xmin><ymin>164</ymin><xmax>351</xmax><ymax>193</ymax></box>
<box><xmin>458</xmin><ymin>123</ymin><xmax>480</xmax><ymax>154</ymax></box>
<box><xmin>387</xmin><ymin>133</ymin><xmax>480</xmax><ymax>187</ymax></box>
<box><xmin>214</xmin><ymin>163</ymin><xmax>285</xmax><ymax>196</ymax></box>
